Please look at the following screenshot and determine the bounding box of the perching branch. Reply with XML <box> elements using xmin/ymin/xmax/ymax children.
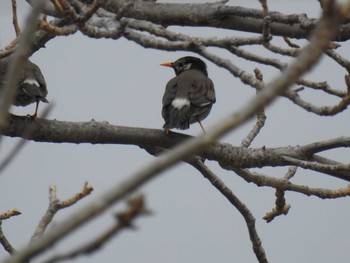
<box><xmin>2</xmin><ymin>115</ymin><xmax>350</xmax><ymax>182</ymax></box>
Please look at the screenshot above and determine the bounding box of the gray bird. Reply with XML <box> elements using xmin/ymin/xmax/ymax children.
<box><xmin>0</xmin><ymin>57</ymin><xmax>48</xmax><ymax>118</ymax></box>
<box><xmin>161</xmin><ymin>56</ymin><xmax>216</xmax><ymax>133</ymax></box>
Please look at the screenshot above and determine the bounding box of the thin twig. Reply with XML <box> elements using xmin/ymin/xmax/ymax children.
<box><xmin>233</xmin><ymin>168</ymin><xmax>350</xmax><ymax>199</ymax></box>
<box><xmin>189</xmin><ymin>158</ymin><xmax>268</xmax><ymax>263</ymax></box>
<box><xmin>81</xmin><ymin>0</ymin><xmax>103</xmax><ymax>22</ymax></box>
<box><xmin>283</xmin><ymin>88</ymin><xmax>350</xmax><ymax>115</ymax></box>
<box><xmin>0</xmin><ymin>209</ymin><xmax>21</xmax><ymax>220</ymax></box>
<box><xmin>30</xmin><ymin>182</ymin><xmax>93</xmax><ymax>243</ymax></box>
<box><xmin>241</xmin><ymin>68</ymin><xmax>267</xmax><ymax>147</ymax></box>
<box><xmin>43</xmin><ymin>195</ymin><xmax>151</xmax><ymax>263</ymax></box>
<box><xmin>263</xmin><ymin>166</ymin><xmax>296</xmax><ymax>223</ymax></box>
<box><xmin>283</xmin><ymin>37</ymin><xmax>301</xmax><ymax>48</ymax></box>
<box><xmin>259</xmin><ymin>0</ymin><xmax>271</xmax><ymax>43</ymax></box>
<box><xmin>39</xmin><ymin>19</ymin><xmax>78</xmax><ymax>36</ymax></box>
<box><xmin>0</xmin><ymin>222</ymin><xmax>16</xmax><ymax>255</ymax></box>
<box><xmin>263</xmin><ymin>190</ymin><xmax>291</xmax><ymax>223</ymax></box>
<box><xmin>0</xmin><ymin>209</ymin><xmax>21</xmax><ymax>255</ymax></box>
<box><xmin>11</xmin><ymin>0</ymin><xmax>21</xmax><ymax>36</ymax></box>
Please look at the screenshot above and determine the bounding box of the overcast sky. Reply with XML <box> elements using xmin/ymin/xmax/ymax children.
<box><xmin>0</xmin><ymin>1</ymin><xmax>349</xmax><ymax>263</ymax></box>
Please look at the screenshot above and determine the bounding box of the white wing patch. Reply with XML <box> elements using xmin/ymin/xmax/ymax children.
<box><xmin>199</xmin><ymin>102</ymin><xmax>211</xmax><ymax>107</ymax></box>
<box><xmin>171</xmin><ymin>98</ymin><xmax>190</xmax><ymax>109</ymax></box>
<box><xmin>23</xmin><ymin>78</ymin><xmax>39</xmax><ymax>87</ymax></box>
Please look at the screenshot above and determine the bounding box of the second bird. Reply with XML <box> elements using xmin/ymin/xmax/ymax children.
<box><xmin>0</xmin><ymin>57</ymin><xmax>48</xmax><ymax>118</ymax></box>
<box><xmin>161</xmin><ymin>56</ymin><xmax>216</xmax><ymax>133</ymax></box>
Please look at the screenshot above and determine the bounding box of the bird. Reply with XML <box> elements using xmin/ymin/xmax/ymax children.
<box><xmin>161</xmin><ymin>56</ymin><xmax>215</xmax><ymax>133</ymax></box>
<box><xmin>0</xmin><ymin>57</ymin><xmax>48</xmax><ymax>118</ymax></box>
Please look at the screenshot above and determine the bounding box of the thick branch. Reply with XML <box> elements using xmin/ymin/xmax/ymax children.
<box><xmin>2</xmin><ymin>115</ymin><xmax>350</xmax><ymax>181</ymax></box>
<box><xmin>104</xmin><ymin>0</ymin><xmax>350</xmax><ymax>41</ymax></box>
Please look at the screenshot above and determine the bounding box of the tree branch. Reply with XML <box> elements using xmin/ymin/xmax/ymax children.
<box><xmin>0</xmin><ymin>222</ymin><xmax>16</xmax><ymax>256</ymax></box>
<box><xmin>30</xmin><ymin>183</ymin><xmax>93</xmax><ymax>243</ymax></box>
<box><xmin>103</xmin><ymin>0</ymin><xmax>350</xmax><ymax>41</ymax></box>
<box><xmin>189</xmin><ymin>158</ymin><xmax>268</xmax><ymax>263</ymax></box>
<box><xmin>42</xmin><ymin>195</ymin><xmax>150</xmax><ymax>263</ymax></box>
<box><xmin>2</xmin><ymin>115</ymin><xmax>350</xmax><ymax>181</ymax></box>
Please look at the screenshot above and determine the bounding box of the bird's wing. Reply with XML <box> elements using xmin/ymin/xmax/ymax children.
<box><xmin>27</xmin><ymin>61</ymin><xmax>47</xmax><ymax>89</ymax></box>
<box><xmin>162</xmin><ymin>77</ymin><xmax>178</xmax><ymax>106</ymax></box>
<box><xmin>21</xmin><ymin>60</ymin><xmax>48</xmax><ymax>101</ymax></box>
<box><xmin>188</xmin><ymin>71</ymin><xmax>215</xmax><ymax>107</ymax></box>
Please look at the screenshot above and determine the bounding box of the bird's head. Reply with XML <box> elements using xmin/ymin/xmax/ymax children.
<box><xmin>161</xmin><ymin>56</ymin><xmax>208</xmax><ymax>76</ymax></box>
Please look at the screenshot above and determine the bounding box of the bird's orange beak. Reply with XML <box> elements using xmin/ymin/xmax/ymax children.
<box><xmin>160</xmin><ymin>62</ymin><xmax>173</xmax><ymax>67</ymax></box>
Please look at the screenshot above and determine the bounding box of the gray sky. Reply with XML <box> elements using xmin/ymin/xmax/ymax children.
<box><xmin>0</xmin><ymin>1</ymin><xmax>349</xmax><ymax>262</ymax></box>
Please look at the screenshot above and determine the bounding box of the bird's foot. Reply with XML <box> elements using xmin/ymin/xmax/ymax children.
<box><xmin>164</xmin><ymin>129</ymin><xmax>172</xmax><ymax>135</ymax></box>
<box><xmin>26</xmin><ymin>113</ymin><xmax>38</xmax><ymax>120</ymax></box>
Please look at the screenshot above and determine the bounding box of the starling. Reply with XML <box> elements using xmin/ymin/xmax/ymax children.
<box><xmin>0</xmin><ymin>57</ymin><xmax>48</xmax><ymax>118</ymax></box>
<box><xmin>161</xmin><ymin>56</ymin><xmax>215</xmax><ymax>133</ymax></box>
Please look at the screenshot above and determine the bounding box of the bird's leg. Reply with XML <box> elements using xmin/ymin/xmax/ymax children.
<box><xmin>32</xmin><ymin>100</ymin><xmax>40</xmax><ymax>119</ymax></box>
<box><xmin>197</xmin><ymin>120</ymin><xmax>206</xmax><ymax>133</ymax></box>
<box><xmin>164</xmin><ymin>128</ymin><xmax>171</xmax><ymax>134</ymax></box>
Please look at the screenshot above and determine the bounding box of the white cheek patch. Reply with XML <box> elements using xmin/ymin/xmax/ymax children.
<box><xmin>23</xmin><ymin>78</ymin><xmax>39</xmax><ymax>87</ymax></box>
<box><xmin>171</xmin><ymin>98</ymin><xmax>190</xmax><ymax>109</ymax></box>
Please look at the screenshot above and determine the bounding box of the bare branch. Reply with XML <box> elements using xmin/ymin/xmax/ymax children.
<box><xmin>189</xmin><ymin>158</ymin><xmax>268</xmax><ymax>263</ymax></box>
<box><xmin>263</xmin><ymin>191</ymin><xmax>291</xmax><ymax>223</ymax></box>
<box><xmin>2</xmin><ymin>115</ymin><xmax>350</xmax><ymax>181</ymax></box>
<box><xmin>103</xmin><ymin>1</ymin><xmax>334</xmax><ymax>40</ymax></box>
<box><xmin>283</xmin><ymin>36</ymin><xmax>301</xmax><ymax>48</ymax></box>
<box><xmin>283</xmin><ymin>88</ymin><xmax>350</xmax><ymax>115</ymax></box>
<box><xmin>30</xmin><ymin>182</ymin><xmax>93</xmax><ymax>243</ymax></box>
<box><xmin>263</xmin><ymin>167</ymin><xmax>296</xmax><ymax>223</ymax></box>
<box><xmin>11</xmin><ymin>0</ymin><xmax>21</xmax><ymax>37</ymax></box>
<box><xmin>0</xmin><ymin>222</ymin><xmax>16</xmax><ymax>256</ymax></box>
<box><xmin>325</xmin><ymin>49</ymin><xmax>350</xmax><ymax>72</ymax></box>
<box><xmin>0</xmin><ymin>210</ymin><xmax>21</xmax><ymax>255</ymax></box>
<box><xmin>296</xmin><ymin>79</ymin><xmax>345</xmax><ymax>97</ymax></box>
<box><xmin>233</xmin><ymin>168</ymin><xmax>350</xmax><ymax>199</ymax></box>
<box><xmin>241</xmin><ymin>68</ymin><xmax>267</xmax><ymax>148</ymax></box>
<box><xmin>0</xmin><ymin>209</ymin><xmax>21</xmax><ymax>220</ymax></box>
<box><xmin>43</xmin><ymin>195</ymin><xmax>150</xmax><ymax>263</ymax></box>
<box><xmin>39</xmin><ymin>19</ymin><xmax>78</xmax><ymax>36</ymax></box>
